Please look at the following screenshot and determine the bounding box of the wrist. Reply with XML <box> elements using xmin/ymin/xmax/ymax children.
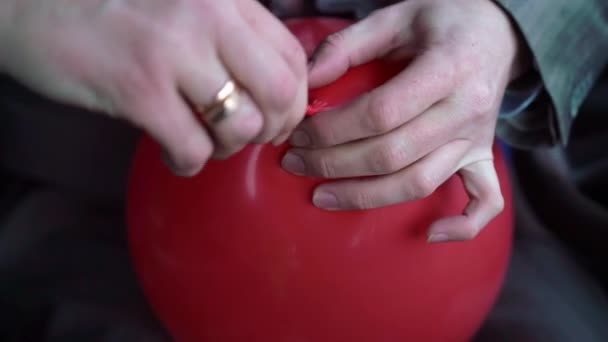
<box><xmin>486</xmin><ymin>0</ymin><xmax>532</xmax><ymax>81</ymax></box>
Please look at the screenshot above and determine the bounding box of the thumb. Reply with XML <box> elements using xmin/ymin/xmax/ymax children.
<box><xmin>308</xmin><ymin>8</ymin><xmax>408</xmax><ymax>88</ymax></box>
<box><xmin>427</xmin><ymin>159</ymin><xmax>505</xmax><ymax>243</ymax></box>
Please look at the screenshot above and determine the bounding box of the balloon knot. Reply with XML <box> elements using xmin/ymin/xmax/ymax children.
<box><xmin>305</xmin><ymin>98</ymin><xmax>329</xmax><ymax>116</ymax></box>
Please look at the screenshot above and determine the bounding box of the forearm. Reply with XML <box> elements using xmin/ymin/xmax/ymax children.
<box><xmin>494</xmin><ymin>0</ymin><xmax>608</xmax><ymax>147</ymax></box>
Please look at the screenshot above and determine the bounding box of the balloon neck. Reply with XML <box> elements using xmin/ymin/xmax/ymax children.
<box><xmin>302</xmin><ymin>60</ymin><xmax>408</xmax><ymax>118</ymax></box>
<box><xmin>305</xmin><ymin>98</ymin><xmax>330</xmax><ymax>116</ymax></box>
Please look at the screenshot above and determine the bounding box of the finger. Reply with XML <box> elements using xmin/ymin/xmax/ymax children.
<box><xmin>291</xmin><ymin>50</ymin><xmax>457</xmax><ymax>148</ymax></box>
<box><xmin>178</xmin><ymin>54</ymin><xmax>263</xmax><ymax>159</ymax></box>
<box><xmin>238</xmin><ymin>0</ymin><xmax>308</xmax><ymax>144</ymax></box>
<box><xmin>309</xmin><ymin>139</ymin><xmax>469</xmax><ymax>210</ymax></box>
<box><xmin>238</xmin><ymin>0</ymin><xmax>307</xmax><ymax>82</ymax></box>
<box><xmin>271</xmin><ymin>78</ymin><xmax>307</xmax><ymax>146</ymax></box>
<box><xmin>308</xmin><ymin>4</ymin><xmax>416</xmax><ymax>88</ymax></box>
<box><xmin>427</xmin><ymin>159</ymin><xmax>504</xmax><ymax>243</ymax></box>
<box><xmin>128</xmin><ymin>84</ymin><xmax>213</xmax><ymax>177</ymax></box>
<box><xmin>283</xmin><ymin>100</ymin><xmax>458</xmax><ymax>179</ymax></box>
<box><xmin>209</xmin><ymin>91</ymin><xmax>264</xmax><ymax>159</ymax></box>
<box><xmin>217</xmin><ymin>17</ymin><xmax>301</xmax><ymax>144</ymax></box>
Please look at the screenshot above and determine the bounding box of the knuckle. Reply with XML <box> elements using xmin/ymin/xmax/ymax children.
<box><xmin>117</xmin><ymin>51</ymin><xmax>168</xmax><ymax>107</ymax></box>
<box><xmin>467</xmin><ymin>82</ymin><xmax>496</xmax><ymax>119</ymax></box>
<box><xmin>410</xmin><ymin>172</ymin><xmax>437</xmax><ymax>199</ymax></box>
<box><xmin>119</xmin><ymin>69</ymin><xmax>154</xmax><ymax>98</ymax></box>
<box><xmin>456</xmin><ymin>54</ymin><xmax>476</xmax><ymax>79</ymax></box>
<box><xmin>314</xmin><ymin>155</ymin><xmax>337</xmax><ymax>178</ymax></box>
<box><xmin>117</xmin><ymin>72</ymin><xmax>160</xmax><ymax>112</ymax></box>
<box><xmin>440</xmin><ymin>58</ymin><xmax>457</xmax><ymax>84</ymax></box>
<box><xmin>366</xmin><ymin>95</ymin><xmax>402</xmax><ymax>134</ymax></box>
<box><xmin>350</xmin><ymin>191</ymin><xmax>377</xmax><ymax>210</ymax></box>
<box><xmin>461</xmin><ymin>194</ymin><xmax>505</xmax><ymax>241</ymax></box>
<box><xmin>267</xmin><ymin>70</ymin><xmax>298</xmax><ymax>112</ymax></box>
<box><xmin>370</xmin><ymin>141</ymin><xmax>408</xmax><ymax>174</ymax></box>
<box><xmin>368</xmin><ymin>6</ymin><xmax>397</xmax><ymax>24</ymax></box>
<box><xmin>489</xmin><ymin>192</ymin><xmax>506</xmax><ymax>216</ymax></box>
<box><xmin>307</xmin><ymin>119</ymin><xmax>336</xmax><ymax>147</ymax></box>
<box><xmin>428</xmin><ymin>49</ymin><xmax>458</xmax><ymax>83</ymax></box>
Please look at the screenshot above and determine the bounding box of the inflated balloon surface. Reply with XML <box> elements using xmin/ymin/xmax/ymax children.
<box><xmin>127</xmin><ymin>17</ymin><xmax>513</xmax><ymax>342</ymax></box>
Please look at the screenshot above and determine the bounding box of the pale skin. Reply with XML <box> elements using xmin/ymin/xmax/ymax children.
<box><xmin>0</xmin><ymin>0</ymin><xmax>309</xmax><ymax>176</ymax></box>
<box><xmin>0</xmin><ymin>0</ymin><xmax>528</xmax><ymax>243</ymax></box>
<box><xmin>281</xmin><ymin>0</ymin><xmax>530</xmax><ymax>243</ymax></box>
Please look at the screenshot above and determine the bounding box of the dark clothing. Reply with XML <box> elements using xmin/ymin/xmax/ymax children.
<box><xmin>1</xmin><ymin>0</ymin><xmax>608</xmax><ymax>340</ymax></box>
<box><xmin>495</xmin><ymin>0</ymin><xmax>608</xmax><ymax>148</ymax></box>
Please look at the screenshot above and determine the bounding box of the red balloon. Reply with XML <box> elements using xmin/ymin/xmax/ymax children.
<box><xmin>127</xmin><ymin>18</ymin><xmax>513</xmax><ymax>342</ymax></box>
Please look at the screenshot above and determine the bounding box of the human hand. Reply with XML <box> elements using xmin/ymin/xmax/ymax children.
<box><xmin>1</xmin><ymin>0</ymin><xmax>307</xmax><ymax>176</ymax></box>
<box><xmin>281</xmin><ymin>0</ymin><xmax>530</xmax><ymax>242</ymax></box>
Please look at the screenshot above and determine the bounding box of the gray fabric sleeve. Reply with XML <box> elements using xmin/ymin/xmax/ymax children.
<box><xmin>493</xmin><ymin>0</ymin><xmax>608</xmax><ymax>148</ymax></box>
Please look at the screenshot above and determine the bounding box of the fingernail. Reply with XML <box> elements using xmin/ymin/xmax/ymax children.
<box><xmin>427</xmin><ymin>233</ymin><xmax>450</xmax><ymax>243</ymax></box>
<box><xmin>313</xmin><ymin>191</ymin><xmax>339</xmax><ymax>210</ymax></box>
<box><xmin>281</xmin><ymin>153</ymin><xmax>306</xmax><ymax>175</ymax></box>
<box><xmin>290</xmin><ymin>130</ymin><xmax>310</xmax><ymax>147</ymax></box>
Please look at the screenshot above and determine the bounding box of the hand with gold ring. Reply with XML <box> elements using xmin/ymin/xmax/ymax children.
<box><xmin>0</xmin><ymin>0</ymin><xmax>308</xmax><ymax>176</ymax></box>
<box><xmin>199</xmin><ymin>81</ymin><xmax>240</xmax><ymax>125</ymax></box>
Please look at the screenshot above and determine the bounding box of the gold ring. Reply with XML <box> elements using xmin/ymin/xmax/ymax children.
<box><xmin>200</xmin><ymin>80</ymin><xmax>240</xmax><ymax>124</ymax></box>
